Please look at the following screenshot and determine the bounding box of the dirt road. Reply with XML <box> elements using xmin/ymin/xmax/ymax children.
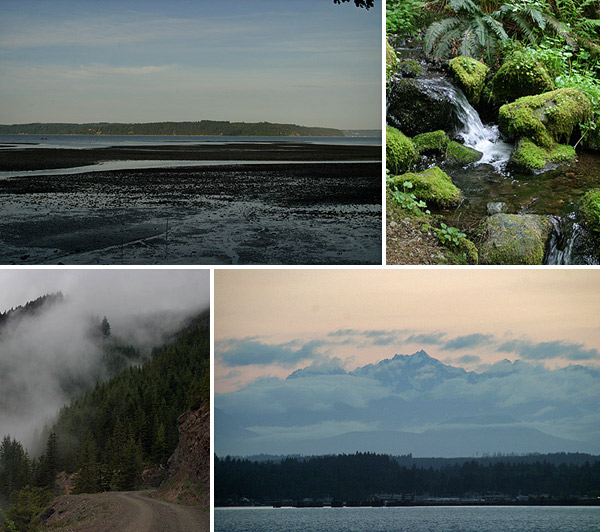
<box><xmin>46</xmin><ymin>491</ymin><xmax>209</xmax><ymax>532</ymax></box>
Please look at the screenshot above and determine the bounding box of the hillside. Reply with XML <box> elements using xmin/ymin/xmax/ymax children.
<box><xmin>0</xmin><ymin>120</ymin><xmax>343</xmax><ymax>137</ymax></box>
<box><xmin>0</xmin><ymin>311</ymin><xmax>210</xmax><ymax>531</ymax></box>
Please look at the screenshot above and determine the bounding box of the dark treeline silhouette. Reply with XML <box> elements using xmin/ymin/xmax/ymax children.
<box><xmin>0</xmin><ymin>121</ymin><xmax>343</xmax><ymax>137</ymax></box>
<box><xmin>215</xmin><ymin>452</ymin><xmax>600</xmax><ymax>504</ymax></box>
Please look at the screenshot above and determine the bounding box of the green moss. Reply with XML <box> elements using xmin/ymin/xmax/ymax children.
<box><xmin>580</xmin><ymin>188</ymin><xmax>600</xmax><ymax>233</ymax></box>
<box><xmin>511</xmin><ymin>139</ymin><xmax>576</xmax><ymax>171</ymax></box>
<box><xmin>412</xmin><ymin>130</ymin><xmax>448</xmax><ymax>154</ymax></box>
<box><xmin>491</xmin><ymin>51</ymin><xmax>554</xmax><ymax>104</ymax></box>
<box><xmin>388</xmin><ymin>166</ymin><xmax>462</xmax><ymax>208</ymax></box>
<box><xmin>445</xmin><ymin>141</ymin><xmax>482</xmax><ymax>165</ymax></box>
<box><xmin>386</xmin><ymin>126</ymin><xmax>418</xmax><ymax>174</ymax></box>
<box><xmin>479</xmin><ymin>213</ymin><xmax>552</xmax><ymax>265</ymax></box>
<box><xmin>448</xmin><ymin>56</ymin><xmax>489</xmax><ymax>105</ymax></box>
<box><xmin>498</xmin><ymin>88</ymin><xmax>592</xmax><ymax>147</ymax></box>
<box><xmin>396</xmin><ymin>59</ymin><xmax>424</xmax><ymax>78</ymax></box>
<box><xmin>459</xmin><ymin>237</ymin><xmax>479</xmax><ymax>264</ymax></box>
<box><xmin>510</xmin><ymin>139</ymin><xmax>548</xmax><ymax>170</ymax></box>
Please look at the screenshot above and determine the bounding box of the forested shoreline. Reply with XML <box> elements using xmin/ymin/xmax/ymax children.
<box><xmin>216</xmin><ymin>452</ymin><xmax>600</xmax><ymax>505</ymax></box>
<box><xmin>0</xmin><ymin>121</ymin><xmax>343</xmax><ymax>137</ymax></box>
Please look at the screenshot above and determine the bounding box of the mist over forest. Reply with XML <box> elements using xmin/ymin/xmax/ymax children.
<box><xmin>0</xmin><ymin>270</ymin><xmax>209</xmax><ymax>452</ymax></box>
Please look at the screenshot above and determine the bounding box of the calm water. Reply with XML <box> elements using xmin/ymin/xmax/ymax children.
<box><xmin>0</xmin><ymin>134</ymin><xmax>381</xmax><ymax>149</ymax></box>
<box><xmin>214</xmin><ymin>506</ymin><xmax>600</xmax><ymax>532</ymax></box>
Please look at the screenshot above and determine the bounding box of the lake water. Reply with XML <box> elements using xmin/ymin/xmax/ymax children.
<box><xmin>214</xmin><ymin>506</ymin><xmax>600</xmax><ymax>532</ymax></box>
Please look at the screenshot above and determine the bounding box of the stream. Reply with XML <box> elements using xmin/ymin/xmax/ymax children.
<box><xmin>389</xmin><ymin>41</ymin><xmax>600</xmax><ymax>265</ymax></box>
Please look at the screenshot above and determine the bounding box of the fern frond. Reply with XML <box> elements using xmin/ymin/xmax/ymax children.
<box><xmin>449</xmin><ymin>0</ymin><xmax>480</xmax><ymax>15</ymax></box>
<box><xmin>424</xmin><ymin>17</ymin><xmax>462</xmax><ymax>56</ymax></box>
<box><xmin>507</xmin><ymin>12</ymin><xmax>538</xmax><ymax>43</ymax></box>
<box><xmin>482</xmin><ymin>14</ymin><xmax>508</xmax><ymax>41</ymax></box>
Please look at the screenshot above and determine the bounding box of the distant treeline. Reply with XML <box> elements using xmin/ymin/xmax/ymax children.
<box><xmin>0</xmin><ymin>121</ymin><xmax>344</xmax><ymax>137</ymax></box>
<box><xmin>215</xmin><ymin>452</ymin><xmax>600</xmax><ymax>503</ymax></box>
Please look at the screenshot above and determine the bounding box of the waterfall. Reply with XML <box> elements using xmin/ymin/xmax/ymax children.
<box><xmin>451</xmin><ymin>86</ymin><xmax>513</xmax><ymax>172</ymax></box>
<box><xmin>414</xmin><ymin>78</ymin><xmax>513</xmax><ymax>172</ymax></box>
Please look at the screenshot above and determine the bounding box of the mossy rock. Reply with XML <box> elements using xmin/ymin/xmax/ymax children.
<box><xmin>498</xmin><ymin>88</ymin><xmax>592</xmax><ymax>148</ymax></box>
<box><xmin>386</xmin><ymin>126</ymin><xmax>418</xmax><ymax>174</ymax></box>
<box><xmin>479</xmin><ymin>213</ymin><xmax>553</xmax><ymax>265</ymax></box>
<box><xmin>412</xmin><ymin>130</ymin><xmax>448</xmax><ymax>154</ymax></box>
<box><xmin>580</xmin><ymin>188</ymin><xmax>600</xmax><ymax>233</ymax></box>
<box><xmin>491</xmin><ymin>51</ymin><xmax>554</xmax><ymax>104</ymax></box>
<box><xmin>389</xmin><ymin>166</ymin><xmax>462</xmax><ymax>208</ymax></box>
<box><xmin>445</xmin><ymin>141</ymin><xmax>482</xmax><ymax>165</ymax></box>
<box><xmin>510</xmin><ymin>139</ymin><xmax>576</xmax><ymax>172</ymax></box>
<box><xmin>387</xmin><ymin>78</ymin><xmax>463</xmax><ymax>136</ymax></box>
<box><xmin>459</xmin><ymin>237</ymin><xmax>479</xmax><ymax>264</ymax></box>
<box><xmin>396</xmin><ymin>60</ymin><xmax>424</xmax><ymax>78</ymax></box>
<box><xmin>448</xmin><ymin>56</ymin><xmax>489</xmax><ymax>106</ymax></box>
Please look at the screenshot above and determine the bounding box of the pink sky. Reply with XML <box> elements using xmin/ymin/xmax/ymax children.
<box><xmin>215</xmin><ymin>269</ymin><xmax>600</xmax><ymax>392</ymax></box>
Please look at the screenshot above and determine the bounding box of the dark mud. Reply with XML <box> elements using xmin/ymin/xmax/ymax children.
<box><xmin>0</xmin><ymin>162</ymin><xmax>382</xmax><ymax>265</ymax></box>
<box><xmin>0</xmin><ymin>142</ymin><xmax>380</xmax><ymax>171</ymax></box>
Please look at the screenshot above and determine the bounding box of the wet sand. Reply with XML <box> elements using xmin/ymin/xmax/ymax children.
<box><xmin>0</xmin><ymin>161</ymin><xmax>382</xmax><ymax>265</ymax></box>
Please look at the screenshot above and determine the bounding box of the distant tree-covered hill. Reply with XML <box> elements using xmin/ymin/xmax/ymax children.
<box><xmin>0</xmin><ymin>121</ymin><xmax>344</xmax><ymax>137</ymax></box>
<box><xmin>216</xmin><ymin>452</ymin><xmax>600</xmax><ymax>504</ymax></box>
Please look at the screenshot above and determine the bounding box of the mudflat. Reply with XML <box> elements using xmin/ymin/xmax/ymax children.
<box><xmin>0</xmin><ymin>159</ymin><xmax>382</xmax><ymax>265</ymax></box>
<box><xmin>0</xmin><ymin>141</ymin><xmax>379</xmax><ymax>170</ymax></box>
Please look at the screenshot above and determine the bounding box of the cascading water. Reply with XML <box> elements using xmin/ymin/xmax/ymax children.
<box><xmin>417</xmin><ymin>77</ymin><xmax>513</xmax><ymax>172</ymax></box>
<box><xmin>451</xmin><ymin>88</ymin><xmax>514</xmax><ymax>172</ymax></box>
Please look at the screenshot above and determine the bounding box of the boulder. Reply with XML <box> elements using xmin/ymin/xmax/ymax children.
<box><xmin>479</xmin><ymin>213</ymin><xmax>553</xmax><ymax>265</ymax></box>
<box><xmin>498</xmin><ymin>88</ymin><xmax>592</xmax><ymax>148</ymax></box>
<box><xmin>491</xmin><ymin>51</ymin><xmax>554</xmax><ymax>104</ymax></box>
<box><xmin>445</xmin><ymin>140</ymin><xmax>482</xmax><ymax>165</ymax></box>
<box><xmin>387</xmin><ymin>78</ymin><xmax>463</xmax><ymax>136</ymax></box>
<box><xmin>412</xmin><ymin>130</ymin><xmax>448</xmax><ymax>154</ymax></box>
<box><xmin>448</xmin><ymin>56</ymin><xmax>489</xmax><ymax>106</ymax></box>
<box><xmin>509</xmin><ymin>138</ymin><xmax>576</xmax><ymax>172</ymax></box>
<box><xmin>388</xmin><ymin>166</ymin><xmax>462</xmax><ymax>208</ymax></box>
<box><xmin>386</xmin><ymin>126</ymin><xmax>418</xmax><ymax>174</ymax></box>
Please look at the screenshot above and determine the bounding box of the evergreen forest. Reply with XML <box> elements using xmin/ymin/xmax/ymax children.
<box><xmin>0</xmin><ymin>121</ymin><xmax>343</xmax><ymax>137</ymax></box>
<box><xmin>216</xmin><ymin>452</ymin><xmax>600</xmax><ymax>505</ymax></box>
<box><xmin>0</xmin><ymin>309</ymin><xmax>209</xmax><ymax>531</ymax></box>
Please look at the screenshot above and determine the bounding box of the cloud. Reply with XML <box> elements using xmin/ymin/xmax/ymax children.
<box><xmin>456</xmin><ymin>354</ymin><xmax>482</xmax><ymax>364</ymax></box>
<box><xmin>405</xmin><ymin>332</ymin><xmax>447</xmax><ymax>345</ymax></box>
<box><xmin>499</xmin><ymin>339</ymin><xmax>600</xmax><ymax>361</ymax></box>
<box><xmin>443</xmin><ymin>333</ymin><xmax>495</xmax><ymax>350</ymax></box>
<box><xmin>218</xmin><ymin>339</ymin><xmax>324</xmax><ymax>368</ymax></box>
<box><xmin>65</xmin><ymin>63</ymin><xmax>173</xmax><ymax>79</ymax></box>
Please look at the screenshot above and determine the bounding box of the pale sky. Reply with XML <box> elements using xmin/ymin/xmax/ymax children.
<box><xmin>0</xmin><ymin>0</ymin><xmax>381</xmax><ymax>129</ymax></box>
<box><xmin>215</xmin><ymin>268</ymin><xmax>600</xmax><ymax>392</ymax></box>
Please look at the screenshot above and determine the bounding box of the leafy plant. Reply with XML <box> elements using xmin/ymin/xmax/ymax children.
<box><xmin>387</xmin><ymin>0</ymin><xmax>425</xmax><ymax>35</ymax></box>
<box><xmin>423</xmin><ymin>0</ymin><xmax>565</xmax><ymax>63</ymax></box>
<box><xmin>389</xmin><ymin>181</ymin><xmax>431</xmax><ymax>215</ymax></box>
<box><xmin>436</xmin><ymin>222</ymin><xmax>466</xmax><ymax>247</ymax></box>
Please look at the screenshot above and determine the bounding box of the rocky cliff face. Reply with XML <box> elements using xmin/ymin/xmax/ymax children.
<box><xmin>157</xmin><ymin>405</ymin><xmax>210</xmax><ymax>507</ymax></box>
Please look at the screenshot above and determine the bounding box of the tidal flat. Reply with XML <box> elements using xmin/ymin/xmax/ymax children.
<box><xmin>0</xmin><ymin>141</ymin><xmax>381</xmax><ymax>264</ymax></box>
